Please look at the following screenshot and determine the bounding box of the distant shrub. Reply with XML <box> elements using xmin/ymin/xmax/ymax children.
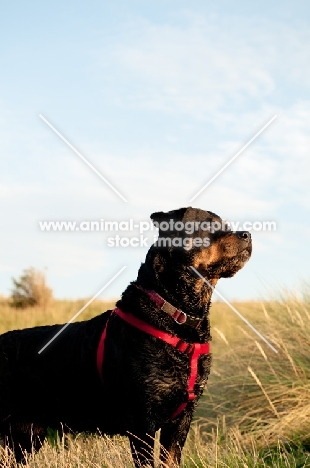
<box><xmin>10</xmin><ymin>267</ymin><xmax>53</xmax><ymax>309</ymax></box>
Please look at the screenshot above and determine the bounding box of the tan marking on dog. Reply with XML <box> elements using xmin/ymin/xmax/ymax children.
<box><xmin>193</xmin><ymin>234</ymin><xmax>242</xmax><ymax>271</ymax></box>
<box><xmin>192</xmin><ymin>243</ymin><xmax>222</xmax><ymax>270</ymax></box>
<box><xmin>219</xmin><ymin>234</ymin><xmax>241</xmax><ymax>257</ymax></box>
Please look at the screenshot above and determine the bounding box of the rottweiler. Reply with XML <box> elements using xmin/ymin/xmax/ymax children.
<box><xmin>0</xmin><ymin>207</ymin><xmax>252</xmax><ymax>467</ymax></box>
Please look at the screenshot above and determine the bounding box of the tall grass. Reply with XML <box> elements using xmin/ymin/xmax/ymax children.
<box><xmin>0</xmin><ymin>297</ymin><xmax>115</xmax><ymax>334</ymax></box>
<box><xmin>201</xmin><ymin>295</ymin><xmax>310</xmax><ymax>447</ymax></box>
<box><xmin>1</xmin><ymin>291</ymin><xmax>310</xmax><ymax>467</ymax></box>
<box><xmin>1</xmin><ymin>428</ymin><xmax>309</xmax><ymax>467</ymax></box>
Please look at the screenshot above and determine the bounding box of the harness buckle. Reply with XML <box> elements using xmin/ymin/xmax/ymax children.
<box><xmin>176</xmin><ymin>341</ymin><xmax>194</xmax><ymax>353</ymax></box>
<box><xmin>161</xmin><ymin>301</ymin><xmax>187</xmax><ymax>325</ymax></box>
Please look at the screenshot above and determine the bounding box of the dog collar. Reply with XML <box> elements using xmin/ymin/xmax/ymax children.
<box><xmin>137</xmin><ymin>286</ymin><xmax>203</xmax><ymax>328</ymax></box>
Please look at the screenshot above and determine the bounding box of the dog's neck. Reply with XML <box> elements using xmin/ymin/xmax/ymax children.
<box><xmin>116</xmin><ymin>262</ymin><xmax>215</xmax><ymax>341</ymax></box>
<box><xmin>136</xmin><ymin>261</ymin><xmax>217</xmax><ymax>319</ymax></box>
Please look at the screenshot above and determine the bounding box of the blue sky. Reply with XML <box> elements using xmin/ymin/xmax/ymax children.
<box><xmin>0</xmin><ymin>1</ymin><xmax>309</xmax><ymax>302</ymax></box>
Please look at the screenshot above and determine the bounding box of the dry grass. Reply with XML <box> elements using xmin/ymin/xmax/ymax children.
<box><xmin>200</xmin><ymin>295</ymin><xmax>310</xmax><ymax>446</ymax></box>
<box><xmin>1</xmin><ymin>291</ymin><xmax>310</xmax><ymax>466</ymax></box>
<box><xmin>0</xmin><ymin>297</ymin><xmax>116</xmax><ymax>334</ymax></box>
<box><xmin>1</xmin><ymin>428</ymin><xmax>308</xmax><ymax>467</ymax></box>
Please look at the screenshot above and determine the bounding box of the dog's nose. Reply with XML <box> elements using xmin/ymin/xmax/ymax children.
<box><xmin>237</xmin><ymin>231</ymin><xmax>251</xmax><ymax>240</ymax></box>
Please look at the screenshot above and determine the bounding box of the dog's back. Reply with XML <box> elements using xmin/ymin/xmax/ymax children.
<box><xmin>0</xmin><ymin>313</ymin><xmax>110</xmax><ymax>432</ymax></box>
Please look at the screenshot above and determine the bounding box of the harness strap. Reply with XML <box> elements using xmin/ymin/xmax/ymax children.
<box><xmin>96</xmin><ymin>308</ymin><xmax>210</xmax><ymax>419</ymax></box>
<box><xmin>114</xmin><ymin>308</ymin><xmax>186</xmax><ymax>347</ymax></box>
<box><xmin>97</xmin><ymin>314</ymin><xmax>112</xmax><ymax>384</ymax></box>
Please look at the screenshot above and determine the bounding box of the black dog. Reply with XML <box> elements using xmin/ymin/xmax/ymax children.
<box><xmin>0</xmin><ymin>207</ymin><xmax>252</xmax><ymax>467</ymax></box>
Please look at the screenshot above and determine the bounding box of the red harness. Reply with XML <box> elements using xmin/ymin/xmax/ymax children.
<box><xmin>96</xmin><ymin>307</ymin><xmax>210</xmax><ymax>419</ymax></box>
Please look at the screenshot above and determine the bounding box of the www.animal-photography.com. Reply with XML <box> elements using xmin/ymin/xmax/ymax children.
<box><xmin>0</xmin><ymin>2</ymin><xmax>309</xmax><ymax>467</ymax></box>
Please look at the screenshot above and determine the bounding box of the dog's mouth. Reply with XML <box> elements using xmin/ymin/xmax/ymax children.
<box><xmin>194</xmin><ymin>245</ymin><xmax>252</xmax><ymax>280</ymax></box>
<box><xmin>239</xmin><ymin>247</ymin><xmax>252</xmax><ymax>261</ymax></box>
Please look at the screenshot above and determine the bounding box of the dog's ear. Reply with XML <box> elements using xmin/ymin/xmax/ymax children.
<box><xmin>150</xmin><ymin>208</ymin><xmax>188</xmax><ymax>226</ymax></box>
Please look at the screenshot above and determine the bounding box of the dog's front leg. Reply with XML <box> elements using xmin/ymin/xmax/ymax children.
<box><xmin>159</xmin><ymin>409</ymin><xmax>193</xmax><ymax>467</ymax></box>
<box><xmin>128</xmin><ymin>430</ymin><xmax>156</xmax><ymax>468</ymax></box>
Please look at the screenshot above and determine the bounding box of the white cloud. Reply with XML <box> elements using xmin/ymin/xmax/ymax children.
<box><xmin>97</xmin><ymin>16</ymin><xmax>309</xmax><ymax>122</ymax></box>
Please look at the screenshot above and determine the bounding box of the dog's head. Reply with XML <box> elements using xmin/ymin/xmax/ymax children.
<box><xmin>148</xmin><ymin>207</ymin><xmax>252</xmax><ymax>284</ymax></box>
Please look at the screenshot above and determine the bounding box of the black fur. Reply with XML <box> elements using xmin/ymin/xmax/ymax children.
<box><xmin>0</xmin><ymin>207</ymin><xmax>252</xmax><ymax>467</ymax></box>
